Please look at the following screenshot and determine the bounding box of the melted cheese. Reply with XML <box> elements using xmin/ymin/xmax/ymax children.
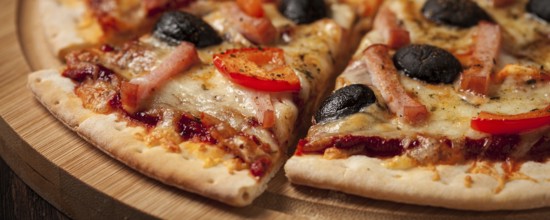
<box><xmin>310</xmin><ymin>0</ymin><xmax>550</xmax><ymax>157</ymax></box>
<box><xmin>144</xmin><ymin>16</ymin><xmax>345</xmax><ymax>155</ymax></box>
<box><xmin>78</xmin><ymin>13</ymin><xmax>104</xmax><ymax>44</ymax></box>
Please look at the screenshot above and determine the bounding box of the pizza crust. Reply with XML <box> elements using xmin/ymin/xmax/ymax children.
<box><xmin>28</xmin><ymin>69</ymin><xmax>281</xmax><ymax>206</ymax></box>
<box><xmin>285</xmin><ymin>155</ymin><xmax>550</xmax><ymax>211</ymax></box>
<box><xmin>40</xmin><ymin>0</ymin><xmax>91</xmax><ymax>58</ymax></box>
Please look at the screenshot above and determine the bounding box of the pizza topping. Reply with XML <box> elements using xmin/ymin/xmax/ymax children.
<box><xmin>249</xmin><ymin>91</ymin><xmax>276</xmax><ymax>128</ymax></box>
<box><xmin>121</xmin><ymin>42</ymin><xmax>199</xmax><ymax>113</ymax></box>
<box><xmin>300</xmin><ymin>135</ymin><xmax>410</xmax><ymax>158</ymax></box>
<box><xmin>153</xmin><ymin>11</ymin><xmax>222</xmax><ymax>47</ymax></box>
<box><xmin>528</xmin><ymin>136</ymin><xmax>550</xmax><ymax>162</ymax></box>
<box><xmin>464</xmin><ymin>135</ymin><xmax>520</xmax><ymax>161</ymax></box>
<box><xmin>73</xmin><ymin>74</ymin><xmax>119</xmax><ymax>114</ymax></box>
<box><xmin>471</xmin><ymin>105</ymin><xmax>550</xmax><ymax>134</ymax></box>
<box><xmin>526</xmin><ymin>0</ymin><xmax>550</xmax><ymax>22</ymax></box>
<box><xmin>174</xmin><ymin>112</ymin><xmax>277</xmax><ymax>177</ymax></box>
<box><xmin>421</xmin><ymin>0</ymin><xmax>492</xmax><ymax>28</ymax></box>
<box><xmin>226</xmin><ymin>3</ymin><xmax>278</xmax><ymax>45</ymax></box>
<box><xmin>373</xmin><ymin>5</ymin><xmax>410</xmax><ymax>49</ymax></box>
<box><xmin>62</xmin><ymin>60</ymin><xmax>164</xmax><ymax>127</ymax></box>
<box><xmin>314</xmin><ymin>84</ymin><xmax>376</xmax><ymax>124</ymax></box>
<box><xmin>393</xmin><ymin>44</ymin><xmax>462</xmax><ymax>84</ymax></box>
<box><xmin>278</xmin><ymin>0</ymin><xmax>327</xmax><ymax>24</ymax></box>
<box><xmin>298</xmin><ymin>133</ymin><xmax>538</xmax><ymax>164</ymax></box>
<box><xmin>363</xmin><ymin>44</ymin><xmax>429</xmax><ymax>125</ymax></box>
<box><xmin>62</xmin><ymin>62</ymin><xmax>115</xmax><ymax>83</ymax></box>
<box><xmin>236</xmin><ymin>0</ymin><xmax>265</xmax><ymax>18</ymax></box>
<box><xmin>338</xmin><ymin>58</ymin><xmax>372</xmax><ymax>86</ymax></box>
<box><xmin>177</xmin><ymin>114</ymin><xmax>217</xmax><ymax>144</ymax></box>
<box><xmin>459</xmin><ymin>21</ymin><xmax>501</xmax><ymax>96</ymax></box>
<box><xmin>250</xmin><ymin>156</ymin><xmax>272</xmax><ymax>177</ymax></box>
<box><xmin>213</xmin><ymin>47</ymin><xmax>300</xmax><ymax>92</ymax></box>
<box><xmin>495</xmin><ymin>64</ymin><xmax>550</xmax><ymax>83</ymax></box>
<box><xmin>109</xmin><ymin>95</ymin><xmax>161</xmax><ymax>127</ymax></box>
<box><xmin>85</xmin><ymin>0</ymin><xmax>141</xmax><ymax>36</ymax></box>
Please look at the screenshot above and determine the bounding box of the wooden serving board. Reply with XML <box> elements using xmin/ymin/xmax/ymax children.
<box><xmin>1</xmin><ymin>0</ymin><xmax>550</xmax><ymax>218</ymax></box>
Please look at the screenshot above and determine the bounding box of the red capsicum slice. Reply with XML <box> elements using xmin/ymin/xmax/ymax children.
<box><xmin>236</xmin><ymin>0</ymin><xmax>264</xmax><ymax>18</ymax></box>
<box><xmin>213</xmin><ymin>47</ymin><xmax>301</xmax><ymax>92</ymax></box>
<box><xmin>471</xmin><ymin>105</ymin><xmax>550</xmax><ymax>134</ymax></box>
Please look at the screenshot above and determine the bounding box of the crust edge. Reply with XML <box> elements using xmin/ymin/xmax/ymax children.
<box><xmin>285</xmin><ymin>155</ymin><xmax>550</xmax><ymax>211</ymax></box>
<box><xmin>28</xmin><ymin>69</ymin><xmax>280</xmax><ymax>206</ymax></box>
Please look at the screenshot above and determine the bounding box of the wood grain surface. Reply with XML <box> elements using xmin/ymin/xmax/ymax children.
<box><xmin>1</xmin><ymin>0</ymin><xmax>550</xmax><ymax>219</ymax></box>
<box><xmin>1</xmin><ymin>157</ymin><xmax>69</xmax><ymax>219</ymax></box>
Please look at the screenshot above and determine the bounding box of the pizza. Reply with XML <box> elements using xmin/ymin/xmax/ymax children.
<box><xmin>29</xmin><ymin>0</ymin><xmax>383</xmax><ymax>206</ymax></box>
<box><xmin>40</xmin><ymin>0</ymin><xmax>197</xmax><ymax>57</ymax></box>
<box><xmin>30</xmin><ymin>0</ymin><xmax>550</xmax><ymax>211</ymax></box>
<box><xmin>285</xmin><ymin>0</ymin><xmax>550</xmax><ymax>211</ymax></box>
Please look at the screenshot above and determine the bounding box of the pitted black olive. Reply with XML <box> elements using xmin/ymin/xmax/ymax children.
<box><xmin>279</xmin><ymin>0</ymin><xmax>327</xmax><ymax>24</ymax></box>
<box><xmin>153</xmin><ymin>11</ymin><xmax>222</xmax><ymax>47</ymax></box>
<box><xmin>527</xmin><ymin>0</ymin><xmax>550</xmax><ymax>22</ymax></box>
<box><xmin>393</xmin><ymin>44</ymin><xmax>462</xmax><ymax>84</ymax></box>
<box><xmin>422</xmin><ymin>0</ymin><xmax>491</xmax><ymax>27</ymax></box>
<box><xmin>314</xmin><ymin>84</ymin><xmax>376</xmax><ymax>124</ymax></box>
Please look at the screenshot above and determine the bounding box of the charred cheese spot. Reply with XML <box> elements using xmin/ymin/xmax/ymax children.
<box><xmin>75</xmin><ymin>80</ymin><xmax>118</xmax><ymax>113</ymax></box>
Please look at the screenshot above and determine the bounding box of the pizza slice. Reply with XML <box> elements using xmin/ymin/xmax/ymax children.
<box><xmin>29</xmin><ymin>0</ymin><xmax>364</xmax><ymax>206</ymax></box>
<box><xmin>285</xmin><ymin>0</ymin><xmax>550</xmax><ymax>211</ymax></box>
<box><xmin>40</xmin><ymin>0</ymin><xmax>204</xmax><ymax>57</ymax></box>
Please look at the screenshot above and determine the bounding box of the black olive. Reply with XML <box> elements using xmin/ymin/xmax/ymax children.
<box><xmin>527</xmin><ymin>0</ymin><xmax>550</xmax><ymax>22</ymax></box>
<box><xmin>393</xmin><ymin>44</ymin><xmax>462</xmax><ymax>84</ymax></box>
<box><xmin>422</xmin><ymin>0</ymin><xmax>491</xmax><ymax>28</ymax></box>
<box><xmin>314</xmin><ymin>84</ymin><xmax>376</xmax><ymax>124</ymax></box>
<box><xmin>279</xmin><ymin>0</ymin><xmax>327</xmax><ymax>24</ymax></box>
<box><xmin>153</xmin><ymin>11</ymin><xmax>222</xmax><ymax>47</ymax></box>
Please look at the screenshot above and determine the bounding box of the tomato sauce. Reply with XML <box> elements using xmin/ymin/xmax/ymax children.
<box><xmin>297</xmin><ymin>133</ymin><xmax>543</xmax><ymax>163</ymax></box>
<box><xmin>176</xmin><ymin>114</ymin><xmax>217</xmax><ymax>145</ymax></box>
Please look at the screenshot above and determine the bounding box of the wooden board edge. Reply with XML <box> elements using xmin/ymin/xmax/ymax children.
<box><xmin>0</xmin><ymin>117</ymin><xmax>156</xmax><ymax>219</ymax></box>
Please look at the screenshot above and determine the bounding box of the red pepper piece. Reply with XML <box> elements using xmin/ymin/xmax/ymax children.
<box><xmin>471</xmin><ymin>105</ymin><xmax>550</xmax><ymax>134</ymax></box>
<box><xmin>236</xmin><ymin>0</ymin><xmax>264</xmax><ymax>18</ymax></box>
<box><xmin>213</xmin><ymin>47</ymin><xmax>301</xmax><ymax>92</ymax></box>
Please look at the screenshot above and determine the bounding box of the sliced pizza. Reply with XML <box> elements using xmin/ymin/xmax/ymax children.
<box><xmin>40</xmin><ymin>0</ymin><xmax>207</xmax><ymax>57</ymax></box>
<box><xmin>285</xmin><ymin>0</ymin><xmax>550</xmax><ymax>211</ymax></box>
<box><xmin>29</xmin><ymin>0</ymin><xmax>364</xmax><ymax>206</ymax></box>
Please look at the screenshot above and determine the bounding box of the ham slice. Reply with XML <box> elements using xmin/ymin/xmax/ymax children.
<box><xmin>225</xmin><ymin>3</ymin><xmax>277</xmax><ymax>45</ymax></box>
<box><xmin>338</xmin><ymin>58</ymin><xmax>372</xmax><ymax>87</ymax></box>
<box><xmin>121</xmin><ymin>42</ymin><xmax>199</xmax><ymax>113</ymax></box>
<box><xmin>250</xmin><ymin>91</ymin><xmax>275</xmax><ymax>129</ymax></box>
<box><xmin>373</xmin><ymin>6</ymin><xmax>410</xmax><ymax>49</ymax></box>
<box><xmin>459</xmin><ymin>21</ymin><xmax>501</xmax><ymax>96</ymax></box>
<box><xmin>358</xmin><ymin>44</ymin><xmax>429</xmax><ymax>125</ymax></box>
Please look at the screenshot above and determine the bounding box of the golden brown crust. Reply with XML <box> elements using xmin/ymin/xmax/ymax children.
<box><xmin>285</xmin><ymin>155</ymin><xmax>550</xmax><ymax>211</ymax></box>
<box><xmin>285</xmin><ymin>0</ymin><xmax>550</xmax><ymax>211</ymax></box>
<box><xmin>28</xmin><ymin>69</ymin><xmax>282</xmax><ymax>206</ymax></box>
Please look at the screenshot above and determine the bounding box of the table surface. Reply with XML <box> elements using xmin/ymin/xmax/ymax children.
<box><xmin>0</xmin><ymin>157</ymin><xmax>68</xmax><ymax>219</ymax></box>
